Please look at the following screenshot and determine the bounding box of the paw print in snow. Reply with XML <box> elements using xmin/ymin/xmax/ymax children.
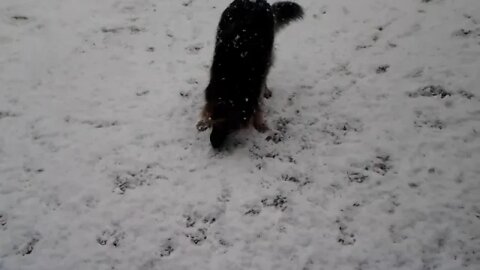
<box><xmin>96</xmin><ymin>229</ymin><xmax>125</xmax><ymax>247</ymax></box>
<box><xmin>16</xmin><ymin>233</ymin><xmax>41</xmax><ymax>256</ymax></box>
<box><xmin>335</xmin><ymin>219</ymin><xmax>356</xmax><ymax>246</ymax></box>
<box><xmin>186</xmin><ymin>228</ymin><xmax>207</xmax><ymax>245</ymax></box>
<box><xmin>0</xmin><ymin>213</ymin><xmax>6</xmax><ymax>228</ymax></box>
<box><xmin>186</xmin><ymin>43</ymin><xmax>203</xmax><ymax>54</ymax></box>
<box><xmin>408</xmin><ymin>85</ymin><xmax>452</xmax><ymax>98</ymax></box>
<box><xmin>261</xmin><ymin>194</ymin><xmax>288</xmax><ymax>211</ymax></box>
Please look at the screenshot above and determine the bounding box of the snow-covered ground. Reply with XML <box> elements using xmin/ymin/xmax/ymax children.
<box><xmin>1</xmin><ymin>0</ymin><xmax>479</xmax><ymax>269</ymax></box>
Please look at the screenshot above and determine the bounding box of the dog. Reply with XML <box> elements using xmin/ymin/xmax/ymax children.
<box><xmin>197</xmin><ymin>0</ymin><xmax>303</xmax><ymax>149</ymax></box>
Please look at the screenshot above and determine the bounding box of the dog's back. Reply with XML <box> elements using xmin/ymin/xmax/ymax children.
<box><xmin>211</xmin><ymin>0</ymin><xmax>275</xmax><ymax>85</ymax></box>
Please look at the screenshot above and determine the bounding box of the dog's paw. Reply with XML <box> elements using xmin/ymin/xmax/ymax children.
<box><xmin>254</xmin><ymin>122</ymin><xmax>269</xmax><ymax>133</ymax></box>
<box><xmin>263</xmin><ymin>87</ymin><xmax>272</xmax><ymax>99</ymax></box>
<box><xmin>196</xmin><ymin>120</ymin><xmax>210</xmax><ymax>132</ymax></box>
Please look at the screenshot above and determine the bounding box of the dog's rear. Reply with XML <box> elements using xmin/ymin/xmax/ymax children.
<box><xmin>199</xmin><ymin>0</ymin><xmax>303</xmax><ymax>149</ymax></box>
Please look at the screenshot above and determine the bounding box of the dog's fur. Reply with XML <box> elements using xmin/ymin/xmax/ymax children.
<box><xmin>197</xmin><ymin>0</ymin><xmax>303</xmax><ymax>149</ymax></box>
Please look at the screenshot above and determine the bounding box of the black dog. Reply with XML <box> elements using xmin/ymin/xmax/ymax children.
<box><xmin>197</xmin><ymin>0</ymin><xmax>303</xmax><ymax>149</ymax></box>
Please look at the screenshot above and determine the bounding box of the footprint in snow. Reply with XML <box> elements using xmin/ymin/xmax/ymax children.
<box><xmin>0</xmin><ymin>111</ymin><xmax>19</xmax><ymax>119</ymax></box>
<box><xmin>0</xmin><ymin>213</ymin><xmax>7</xmax><ymax>229</ymax></box>
<box><xmin>261</xmin><ymin>194</ymin><xmax>288</xmax><ymax>211</ymax></box>
<box><xmin>186</xmin><ymin>43</ymin><xmax>203</xmax><ymax>54</ymax></box>
<box><xmin>376</xmin><ymin>65</ymin><xmax>390</xmax><ymax>74</ymax></box>
<box><xmin>408</xmin><ymin>85</ymin><xmax>452</xmax><ymax>98</ymax></box>
<box><xmin>96</xmin><ymin>229</ymin><xmax>125</xmax><ymax>247</ymax></box>
<box><xmin>159</xmin><ymin>240</ymin><xmax>175</xmax><ymax>257</ymax></box>
<box><xmin>16</xmin><ymin>233</ymin><xmax>41</xmax><ymax>256</ymax></box>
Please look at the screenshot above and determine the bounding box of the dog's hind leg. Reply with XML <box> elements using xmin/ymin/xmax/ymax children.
<box><xmin>253</xmin><ymin>108</ymin><xmax>269</xmax><ymax>133</ymax></box>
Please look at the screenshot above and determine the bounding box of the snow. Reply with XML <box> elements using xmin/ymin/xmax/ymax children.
<box><xmin>1</xmin><ymin>0</ymin><xmax>479</xmax><ymax>269</ymax></box>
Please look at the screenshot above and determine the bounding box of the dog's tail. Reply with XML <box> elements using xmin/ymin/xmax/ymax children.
<box><xmin>272</xmin><ymin>1</ymin><xmax>304</xmax><ymax>32</ymax></box>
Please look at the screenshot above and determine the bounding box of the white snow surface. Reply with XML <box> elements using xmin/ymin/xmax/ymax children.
<box><xmin>1</xmin><ymin>0</ymin><xmax>480</xmax><ymax>269</ymax></box>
